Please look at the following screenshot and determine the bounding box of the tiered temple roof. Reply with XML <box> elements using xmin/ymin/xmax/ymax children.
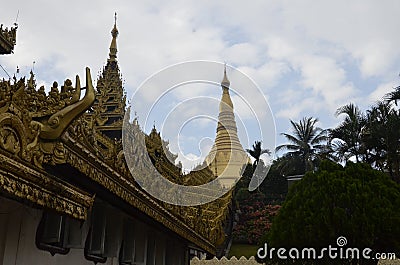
<box><xmin>89</xmin><ymin>15</ymin><xmax>125</xmax><ymax>137</ymax></box>
<box><xmin>85</xmin><ymin>14</ymin><xmax>126</xmax><ymax>161</ymax></box>
<box><xmin>0</xmin><ymin>16</ymin><xmax>235</xmax><ymax>259</ymax></box>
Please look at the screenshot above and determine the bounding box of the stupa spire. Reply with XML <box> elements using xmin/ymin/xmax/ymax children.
<box><xmin>108</xmin><ymin>12</ymin><xmax>118</xmax><ymax>62</ymax></box>
<box><xmin>221</xmin><ymin>63</ymin><xmax>230</xmax><ymax>89</ymax></box>
<box><xmin>205</xmin><ymin>64</ymin><xmax>249</xmax><ymax>187</ymax></box>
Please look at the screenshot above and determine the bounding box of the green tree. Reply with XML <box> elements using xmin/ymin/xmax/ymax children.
<box><xmin>385</xmin><ymin>85</ymin><xmax>400</xmax><ymax>105</ymax></box>
<box><xmin>264</xmin><ymin>161</ymin><xmax>400</xmax><ymax>265</ymax></box>
<box><xmin>259</xmin><ymin>159</ymin><xmax>288</xmax><ymax>204</ymax></box>
<box><xmin>330</xmin><ymin>103</ymin><xmax>366</xmax><ymax>162</ymax></box>
<box><xmin>234</xmin><ymin>163</ymin><xmax>255</xmax><ymax>201</ymax></box>
<box><xmin>274</xmin><ymin>153</ymin><xmax>309</xmax><ymax>177</ymax></box>
<box><xmin>363</xmin><ymin>101</ymin><xmax>400</xmax><ymax>182</ymax></box>
<box><xmin>246</xmin><ymin>141</ymin><xmax>271</xmax><ymax>168</ymax></box>
<box><xmin>276</xmin><ymin>117</ymin><xmax>328</xmax><ymax>173</ymax></box>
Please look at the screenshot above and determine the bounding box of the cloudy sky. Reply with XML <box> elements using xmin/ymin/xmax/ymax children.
<box><xmin>1</xmin><ymin>1</ymin><xmax>399</xmax><ymax>170</ymax></box>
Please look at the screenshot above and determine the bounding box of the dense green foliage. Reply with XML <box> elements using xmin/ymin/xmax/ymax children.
<box><xmin>233</xmin><ymin>162</ymin><xmax>285</xmax><ymax>246</ymax></box>
<box><xmin>264</xmin><ymin>161</ymin><xmax>400</xmax><ymax>264</ymax></box>
<box><xmin>235</xmin><ymin>162</ymin><xmax>288</xmax><ymax>205</ymax></box>
<box><xmin>231</xmin><ymin>85</ymin><xmax>400</xmax><ymax>261</ymax></box>
<box><xmin>330</xmin><ymin>100</ymin><xmax>400</xmax><ymax>183</ymax></box>
<box><xmin>385</xmin><ymin>85</ymin><xmax>400</xmax><ymax>105</ymax></box>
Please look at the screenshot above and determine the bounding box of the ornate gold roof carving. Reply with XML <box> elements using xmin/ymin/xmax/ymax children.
<box><xmin>0</xmin><ymin>23</ymin><xmax>17</xmax><ymax>54</ymax></box>
<box><xmin>0</xmin><ymin>18</ymin><xmax>233</xmax><ymax>255</ymax></box>
<box><xmin>66</xmin><ymin>26</ymin><xmax>233</xmax><ymax>251</ymax></box>
<box><xmin>61</xmin><ymin>127</ymin><xmax>218</xmax><ymax>254</ymax></box>
<box><xmin>0</xmin><ymin>151</ymin><xmax>93</xmax><ymax>220</ymax></box>
<box><xmin>0</xmin><ymin>66</ymin><xmax>95</xmax><ymax>219</ymax></box>
<box><xmin>0</xmin><ymin>67</ymin><xmax>95</xmax><ymax>166</ymax></box>
<box><xmin>67</xmin><ymin>109</ymin><xmax>232</xmax><ymax>252</ymax></box>
<box><xmin>84</xmin><ymin>17</ymin><xmax>126</xmax><ymax>160</ymax></box>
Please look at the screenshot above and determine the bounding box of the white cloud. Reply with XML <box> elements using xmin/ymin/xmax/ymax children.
<box><xmin>368</xmin><ymin>81</ymin><xmax>398</xmax><ymax>104</ymax></box>
<box><xmin>222</xmin><ymin>42</ymin><xmax>262</xmax><ymax>66</ymax></box>
<box><xmin>1</xmin><ymin>0</ymin><xmax>399</xmax><ymax>151</ymax></box>
<box><xmin>298</xmin><ymin>55</ymin><xmax>356</xmax><ymax>107</ymax></box>
<box><xmin>354</xmin><ymin>40</ymin><xmax>398</xmax><ymax>78</ymax></box>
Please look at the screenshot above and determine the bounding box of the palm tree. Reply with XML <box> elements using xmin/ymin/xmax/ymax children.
<box><xmin>246</xmin><ymin>141</ymin><xmax>270</xmax><ymax>168</ymax></box>
<box><xmin>385</xmin><ymin>85</ymin><xmax>400</xmax><ymax>105</ymax></box>
<box><xmin>245</xmin><ymin>141</ymin><xmax>270</xmax><ymax>192</ymax></box>
<box><xmin>274</xmin><ymin>153</ymin><xmax>307</xmax><ymax>176</ymax></box>
<box><xmin>364</xmin><ymin>101</ymin><xmax>400</xmax><ymax>182</ymax></box>
<box><xmin>330</xmin><ymin>103</ymin><xmax>366</xmax><ymax>162</ymax></box>
<box><xmin>276</xmin><ymin>117</ymin><xmax>328</xmax><ymax>173</ymax></box>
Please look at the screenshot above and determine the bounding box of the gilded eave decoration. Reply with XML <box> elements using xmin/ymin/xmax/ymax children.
<box><xmin>64</xmin><ymin>110</ymin><xmax>233</xmax><ymax>254</ymax></box>
<box><xmin>0</xmin><ymin>23</ymin><xmax>17</xmax><ymax>54</ymax></box>
<box><xmin>0</xmin><ymin>63</ymin><xmax>232</xmax><ymax>254</ymax></box>
<box><xmin>63</xmin><ymin>121</ymin><xmax>219</xmax><ymax>254</ymax></box>
<box><xmin>0</xmin><ymin>67</ymin><xmax>96</xmax><ymax>220</ymax></box>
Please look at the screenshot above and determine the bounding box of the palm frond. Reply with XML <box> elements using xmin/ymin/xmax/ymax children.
<box><xmin>384</xmin><ymin>85</ymin><xmax>400</xmax><ymax>105</ymax></box>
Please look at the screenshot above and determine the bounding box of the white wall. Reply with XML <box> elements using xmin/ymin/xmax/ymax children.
<box><xmin>0</xmin><ymin>197</ymin><xmax>117</xmax><ymax>265</ymax></box>
<box><xmin>0</xmin><ymin>197</ymin><xmax>188</xmax><ymax>265</ymax></box>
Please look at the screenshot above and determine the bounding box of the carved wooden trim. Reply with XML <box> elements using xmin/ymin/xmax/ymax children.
<box><xmin>62</xmin><ymin>132</ymin><xmax>216</xmax><ymax>255</ymax></box>
<box><xmin>0</xmin><ymin>150</ymin><xmax>93</xmax><ymax>220</ymax></box>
